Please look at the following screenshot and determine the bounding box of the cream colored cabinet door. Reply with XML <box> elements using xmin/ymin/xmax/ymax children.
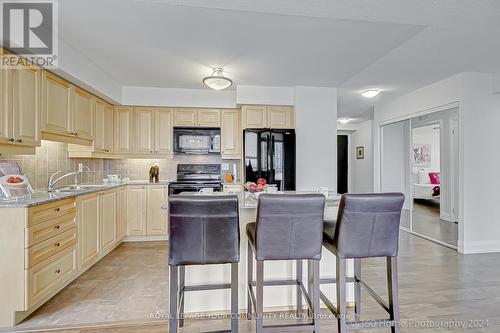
<box><xmin>221</xmin><ymin>109</ymin><xmax>240</xmax><ymax>159</ymax></box>
<box><xmin>126</xmin><ymin>186</ymin><xmax>147</xmax><ymax>236</ymax></box>
<box><xmin>77</xmin><ymin>194</ymin><xmax>99</xmax><ymax>269</ymax></box>
<box><xmin>135</xmin><ymin>108</ymin><xmax>154</xmax><ymax>154</ymax></box>
<box><xmin>103</xmin><ymin>104</ymin><xmax>114</xmax><ymax>152</ymax></box>
<box><xmin>0</xmin><ymin>59</ymin><xmax>12</xmax><ymax>143</ymax></box>
<box><xmin>147</xmin><ymin>186</ymin><xmax>168</xmax><ymax>235</ymax></box>
<box><xmin>173</xmin><ymin>108</ymin><xmax>197</xmax><ymax>127</ymax></box>
<box><xmin>72</xmin><ymin>87</ymin><xmax>94</xmax><ymax>140</ymax></box>
<box><xmin>94</xmin><ymin>99</ymin><xmax>105</xmax><ymax>152</ymax></box>
<box><xmin>197</xmin><ymin>109</ymin><xmax>220</xmax><ymax>127</ymax></box>
<box><xmin>155</xmin><ymin>108</ymin><xmax>173</xmax><ymax>154</ymax></box>
<box><xmin>242</xmin><ymin>105</ymin><xmax>267</xmax><ymax>129</ymax></box>
<box><xmin>99</xmin><ymin>190</ymin><xmax>117</xmax><ymax>255</ymax></box>
<box><xmin>42</xmin><ymin>71</ymin><xmax>71</xmax><ymax>136</ymax></box>
<box><xmin>12</xmin><ymin>63</ymin><xmax>40</xmax><ymax>147</ymax></box>
<box><xmin>114</xmin><ymin>107</ymin><xmax>134</xmax><ymax>153</ymax></box>
<box><xmin>116</xmin><ymin>186</ymin><xmax>127</xmax><ymax>241</ymax></box>
<box><xmin>268</xmin><ymin>106</ymin><xmax>293</xmax><ymax>129</ymax></box>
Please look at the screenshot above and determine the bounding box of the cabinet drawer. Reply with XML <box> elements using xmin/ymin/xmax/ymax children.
<box><xmin>25</xmin><ymin>228</ymin><xmax>77</xmax><ymax>269</ymax></box>
<box><xmin>26</xmin><ymin>245</ymin><xmax>77</xmax><ymax>308</ymax></box>
<box><xmin>25</xmin><ymin>212</ymin><xmax>77</xmax><ymax>247</ymax></box>
<box><xmin>28</xmin><ymin>199</ymin><xmax>76</xmax><ymax>227</ymax></box>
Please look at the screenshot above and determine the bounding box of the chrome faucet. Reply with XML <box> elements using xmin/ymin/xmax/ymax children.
<box><xmin>47</xmin><ymin>163</ymin><xmax>91</xmax><ymax>192</ymax></box>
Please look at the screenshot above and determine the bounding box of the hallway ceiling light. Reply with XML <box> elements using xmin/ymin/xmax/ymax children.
<box><xmin>203</xmin><ymin>68</ymin><xmax>232</xmax><ymax>90</ymax></box>
<box><xmin>338</xmin><ymin>118</ymin><xmax>352</xmax><ymax>124</ymax></box>
<box><xmin>361</xmin><ymin>89</ymin><xmax>381</xmax><ymax>98</ymax></box>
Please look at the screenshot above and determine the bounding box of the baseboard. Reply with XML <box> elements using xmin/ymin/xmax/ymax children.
<box><xmin>440</xmin><ymin>212</ymin><xmax>451</xmax><ymax>222</ymax></box>
<box><xmin>123</xmin><ymin>235</ymin><xmax>168</xmax><ymax>242</ymax></box>
<box><xmin>459</xmin><ymin>240</ymin><xmax>500</xmax><ymax>254</ymax></box>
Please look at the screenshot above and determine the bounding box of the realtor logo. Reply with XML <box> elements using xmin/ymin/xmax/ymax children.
<box><xmin>1</xmin><ymin>0</ymin><xmax>58</xmax><ymax>67</ymax></box>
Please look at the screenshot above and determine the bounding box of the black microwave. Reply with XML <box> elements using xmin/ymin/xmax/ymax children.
<box><xmin>173</xmin><ymin>128</ymin><xmax>221</xmax><ymax>154</ymax></box>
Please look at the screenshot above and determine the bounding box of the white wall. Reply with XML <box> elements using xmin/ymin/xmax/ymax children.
<box><xmin>236</xmin><ymin>85</ymin><xmax>294</xmax><ymax>106</ymax></box>
<box><xmin>294</xmin><ymin>87</ymin><xmax>337</xmax><ymax>191</ymax></box>
<box><xmin>374</xmin><ymin>72</ymin><xmax>500</xmax><ymax>254</ymax></box>
<box><xmin>350</xmin><ymin>120</ymin><xmax>374</xmax><ymax>193</ymax></box>
<box><xmin>122</xmin><ymin>86</ymin><xmax>237</xmax><ymax>108</ymax></box>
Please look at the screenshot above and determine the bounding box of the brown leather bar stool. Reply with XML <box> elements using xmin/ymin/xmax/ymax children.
<box><xmin>246</xmin><ymin>193</ymin><xmax>325</xmax><ymax>333</ymax></box>
<box><xmin>321</xmin><ymin>193</ymin><xmax>405</xmax><ymax>333</ymax></box>
<box><xmin>168</xmin><ymin>195</ymin><xmax>240</xmax><ymax>333</ymax></box>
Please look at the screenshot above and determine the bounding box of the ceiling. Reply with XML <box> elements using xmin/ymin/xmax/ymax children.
<box><xmin>59</xmin><ymin>0</ymin><xmax>500</xmax><ymax>119</ymax></box>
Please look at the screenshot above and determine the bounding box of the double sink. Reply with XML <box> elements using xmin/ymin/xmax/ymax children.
<box><xmin>51</xmin><ymin>184</ymin><xmax>112</xmax><ymax>193</ymax></box>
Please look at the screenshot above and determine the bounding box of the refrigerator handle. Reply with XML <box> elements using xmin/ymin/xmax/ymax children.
<box><xmin>270</xmin><ymin>134</ymin><xmax>275</xmax><ymax>183</ymax></box>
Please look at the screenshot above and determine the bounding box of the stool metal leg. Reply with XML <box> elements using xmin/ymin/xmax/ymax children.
<box><xmin>256</xmin><ymin>260</ymin><xmax>264</xmax><ymax>333</ymax></box>
<box><xmin>169</xmin><ymin>265</ymin><xmax>178</xmax><ymax>333</ymax></box>
<box><xmin>296</xmin><ymin>260</ymin><xmax>303</xmax><ymax>317</ymax></box>
<box><xmin>179</xmin><ymin>266</ymin><xmax>185</xmax><ymax>328</ymax></box>
<box><xmin>247</xmin><ymin>241</ymin><xmax>253</xmax><ymax>320</ymax></box>
<box><xmin>311</xmin><ymin>260</ymin><xmax>320</xmax><ymax>333</ymax></box>
<box><xmin>336</xmin><ymin>258</ymin><xmax>347</xmax><ymax>333</ymax></box>
<box><xmin>387</xmin><ymin>257</ymin><xmax>400</xmax><ymax>333</ymax></box>
<box><xmin>307</xmin><ymin>260</ymin><xmax>314</xmax><ymax>318</ymax></box>
<box><xmin>354</xmin><ymin>258</ymin><xmax>361</xmax><ymax>320</ymax></box>
<box><xmin>231</xmin><ymin>262</ymin><xmax>239</xmax><ymax>333</ymax></box>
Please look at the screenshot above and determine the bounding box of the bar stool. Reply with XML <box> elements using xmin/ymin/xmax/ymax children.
<box><xmin>246</xmin><ymin>193</ymin><xmax>325</xmax><ymax>333</ymax></box>
<box><xmin>168</xmin><ymin>195</ymin><xmax>240</xmax><ymax>333</ymax></box>
<box><xmin>321</xmin><ymin>193</ymin><xmax>405</xmax><ymax>333</ymax></box>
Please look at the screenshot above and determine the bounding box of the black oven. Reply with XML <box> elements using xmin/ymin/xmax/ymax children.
<box><xmin>168</xmin><ymin>182</ymin><xmax>222</xmax><ymax>195</ymax></box>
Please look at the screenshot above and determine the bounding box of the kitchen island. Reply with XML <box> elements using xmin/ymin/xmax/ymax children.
<box><xmin>175</xmin><ymin>192</ymin><xmax>353</xmax><ymax>314</ymax></box>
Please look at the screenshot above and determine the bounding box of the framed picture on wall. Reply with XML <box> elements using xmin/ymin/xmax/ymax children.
<box><xmin>356</xmin><ymin>146</ymin><xmax>365</xmax><ymax>159</ymax></box>
<box><xmin>413</xmin><ymin>143</ymin><xmax>431</xmax><ymax>167</ymax></box>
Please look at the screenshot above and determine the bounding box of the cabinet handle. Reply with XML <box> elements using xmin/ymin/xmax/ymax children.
<box><xmin>8</xmin><ymin>138</ymin><xmax>14</xmax><ymax>143</ymax></box>
<box><xmin>16</xmin><ymin>139</ymin><xmax>23</xmax><ymax>143</ymax></box>
<box><xmin>55</xmin><ymin>269</ymin><xmax>61</xmax><ymax>274</ymax></box>
<box><xmin>54</xmin><ymin>242</ymin><xmax>60</xmax><ymax>247</ymax></box>
<box><xmin>54</xmin><ymin>225</ymin><xmax>60</xmax><ymax>229</ymax></box>
<box><xmin>55</xmin><ymin>208</ymin><xmax>60</xmax><ymax>212</ymax></box>
<box><xmin>74</xmin><ymin>132</ymin><xmax>78</xmax><ymax>136</ymax></box>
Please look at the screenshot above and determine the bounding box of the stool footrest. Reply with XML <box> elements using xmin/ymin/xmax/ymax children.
<box><xmin>184</xmin><ymin>283</ymin><xmax>232</xmax><ymax>292</ymax></box>
<box><xmin>248</xmin><ymin>279</ymin><xmax>313</xmax><ymax>314</ymax></box>
<box><xmin>262</xmin><ymin>322</ymin><xmax>315</xmax><ymax>332</ymax></box>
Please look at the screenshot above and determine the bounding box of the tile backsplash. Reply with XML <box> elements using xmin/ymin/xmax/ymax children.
<box><xmin>0</xmin><ymin>141</ymin><xmax>241</xmax><ymax>190</ymax></box>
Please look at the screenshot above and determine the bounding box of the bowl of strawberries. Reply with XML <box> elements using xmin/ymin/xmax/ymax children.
<box><xmin>1</xmin><ymin>175</ymin><xmax>27</xmax><ymax>186</ymax></box>
<box><xmin>245</xmin><ymin>178</ymin><xmax>268</xmax><ymax>193</ymax></box>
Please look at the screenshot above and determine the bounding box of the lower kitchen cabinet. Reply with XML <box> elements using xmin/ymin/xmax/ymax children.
<box><xmin>126</xmin><ymin>185</ymin><xmax>168</xmax><ymax>237</ymax></box>
<box><xmin>126</xmin><ymin>186</ymin><xmax>148</xmax><ymax>236</ymax></box>
<box><xmin>99</xmin><ymin>190</ymin><xmax>117</xmax><ymax>256</ymax></box>
<box><xmin>116</xmin><ymin>186</ymin><xmax>127</xmax><ymax>241</ymax></box>
<box><xmin>146</xmin><ymin>185</ymin><xmax>168</xmax><ymax>235</ymax></box>
<box><xmin>77</xmin><ymin>194</ymin><xmax>99</xmax><ymax>269</ymax></box>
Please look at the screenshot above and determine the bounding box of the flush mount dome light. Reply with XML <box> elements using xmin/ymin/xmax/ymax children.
<box><xmin>203</xmin><ymin>68</ymin><xmax>232</xmax><ymax>90</ymax></box>
<box><xmin>361</xmin><ymin>89</ymin><xmax>381</xmax><ymax>98</ymax></box>
<box><xmin>338</xmin><ymin>118</ymin><xmax>352</xmax><ymax>124</ymax></box>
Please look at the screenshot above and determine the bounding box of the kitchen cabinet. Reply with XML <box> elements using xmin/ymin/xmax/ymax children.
<box><xmin>135</xmin><ymin>107</ymin><xmax>155</xmax><ymax>154</ymax></box>
<box><xmin>12</xmin><ymin>61</ymin><xmax>41</xmax><ymax>147</ymax></box>
<box><xmin>173</xmin><ymin>108</ymin><xmax>197</xmax><ymax>127</ymax></box>
<box><xmin>155</xmin><ymin>108</ymin><xmax>173</xmax><ymax>155</ymax></box>
<box><xmin>221</xmin><ymin>109</ymin><xmax>241</xmax><ymax>159</ymax></box>
<box><xmin>242</xmin><ymin>105</ymin><xmax>268</xmax><ymax>128</ymax></box>
<box><xmin>116</xmin><ymin>186</ymin><xmax>127</xmax><ymax>241</ymax></box>
<box><xmin>94</xmin><ymin>99</ymin><xmax>113</xmax><ymax>153</ymax></box>
<box><xmin>0</xmin><ymin>52</ymin><xmax>11</xmax><ymax>143</ymax></box>
<box><xmin>114</xmin><ymin>106</ymin><xmax>134</xmax><ymax>153</ymax></box>
<box><xmin>99</xmin><ymin>190</ymin><xmax>117</xmax><ymax>256</ymax></box>
<box><xmin>268</xmin><ymin>106</ymin><xmax>294</xmax><ymax>129</ymax></box>
<box><xmin>42</xmin><ymin>71</ymin><xmax>71</xmax><ymax>137</ymax></box>
<box><xmin>197</xmin><ymin>109</ymin><xmax>220</xmax><ymax>127</ymax></box>
<box><xmin>242</xmin><ymin>105</ymin><xmax>294</xmax><ymax>129</ymax></box>
<box><xmin>146</xmin><ymin>185</ymin><xmax>168</xmax><ymax>235</ymax></box>
<box><xmin>126</xmin><ymin>186</ymin><xmax>147</xmax><ymax>236</ymax></box>
<box><xmin>77</xmin><ymin>193</ymin><xmax>100</xmax><ymax>269</ymax></box>
<box><xmin>72</xmin><ymin>87</ymin><xmax>94</xmax><ymax>140</ymax></box>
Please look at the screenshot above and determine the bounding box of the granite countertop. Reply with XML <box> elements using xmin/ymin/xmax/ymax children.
<box><xmin>0</xmin><ymin>180</ymin><xmax>172</xmax><ymax>208</ymax></box>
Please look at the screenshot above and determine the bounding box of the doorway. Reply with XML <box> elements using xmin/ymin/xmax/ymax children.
<box><xmin>337</xmin><ymin>135</ymin><xmax>349</xmax><ymax>194</ymax></box>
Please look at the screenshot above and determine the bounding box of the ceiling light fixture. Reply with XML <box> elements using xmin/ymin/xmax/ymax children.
<box><xmin>338</xmin><ymin>118</ymin><xmax>352</xmax><ymax>124</ymax></box>
<box><xmin>203</xmin><ymin>68</ymin><xmax>232</xmax><ymax>90</ymax></box>
<box><xmin>361</xmin><ymin>89</ymin><xmax>381</xmax><ymax>98</ymax></box>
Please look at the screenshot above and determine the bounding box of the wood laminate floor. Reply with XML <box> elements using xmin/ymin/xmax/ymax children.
<box><xmin>10</xmin><ymin>233</ymin><xmax>500</xmax><ymax>333</ymax></box>
<box><xmin>412</xmin><ymin>199</ymin><xmax>458</xmax><ymax>247</ymax></box>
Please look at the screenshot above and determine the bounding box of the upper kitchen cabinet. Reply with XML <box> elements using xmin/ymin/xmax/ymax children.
<box><xmin>114</xmin><ymin>106</ymin><xmax>134</xmax><ymax>154</ymax></box>
<box><xmin>241</xmin><ymin>105</ymin><xmax>268</xmax><ymax>128</ymax></box>
<box><xmin>242</xmin><ymin>105</ymin><xmax>294</xmax><ymax>129</ymax></box>
<box><xmin>72</xmin><ymin>87</ymin><xmax>94</xmax><ymax>140</ymax></box>
<box><xmin>173</xmin><ymin>108</ymin><xmax>197</xmax><ymax>127</ymax></box>
<box><xmin>221</xmin><ymin>109</ymin><xmax>241</xmax><ymax>159</ymax></box>
<box><xmin>155</xmin><ymin>108</ymin><xmax>173</xmax><ymax>155</ymax></box>
<box><xmin>41</xmin><ymin>71</ymin><xmax>71</xmax><ymax>137</ymax></box>
<box><xmin>0</xmin><ymin>66</ymin><xmax>10</xmax><ymax>145</ymax></box>
<box><xmin>197</xmin><ymin>109</ymin><xmax>220</xmax><ymax>127</ymax></box>
<box><xmin>41</xmin><ymin>71</ymin><xmax>94</xmax><ymax>145</ymax></box>
<box><xmin>268</xmin><ymin>106</ymin><xmax>294</xmax><ymax>129</ymax></box>
<box><xmin>94</xmin><ymin>99</ymin><xmax>114</xmax><ymax>153</ymax></box>
<box><xmin>134</xmin><ymin>107</ymin><xmax>155</xmax><ymax>154</ymax></box>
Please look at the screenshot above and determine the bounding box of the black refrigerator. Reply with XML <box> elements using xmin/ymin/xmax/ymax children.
<box><xmin>244</xmin><ymin>129</ymin><xmax>296</xmax><ymax>191</ymax></box>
